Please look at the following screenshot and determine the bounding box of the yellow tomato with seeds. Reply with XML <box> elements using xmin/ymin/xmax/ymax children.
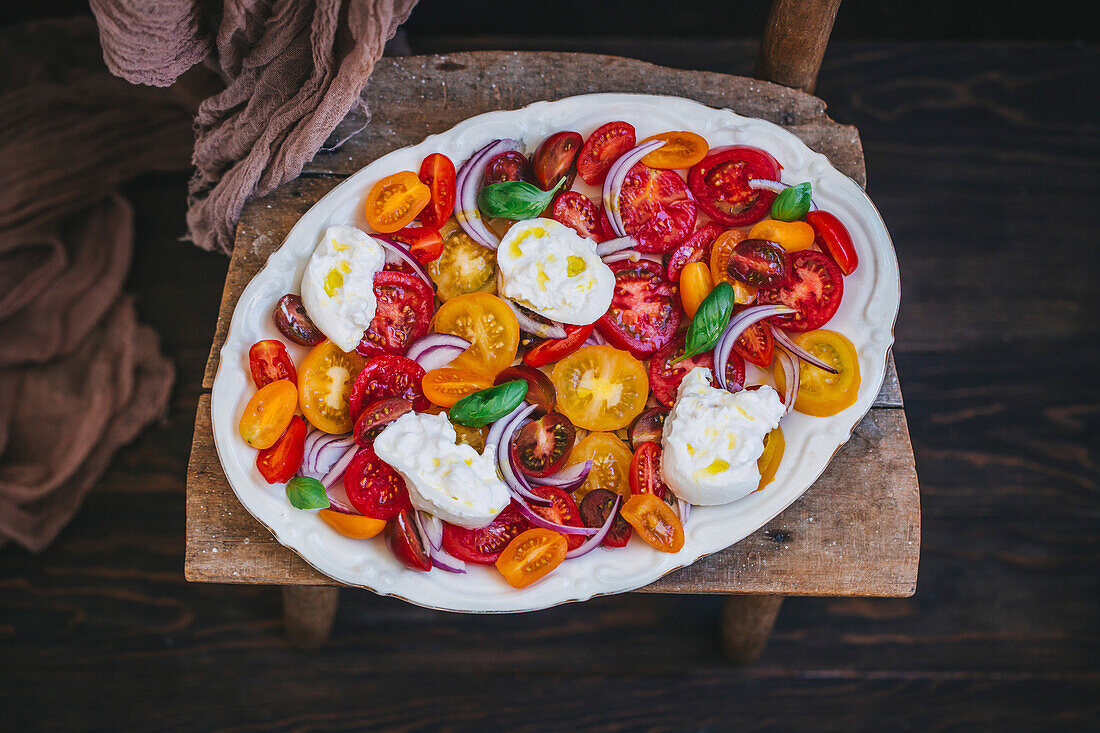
<box><xmin>774</xmin><ymin>330</ymin><xmax>861</xmax><ymax>417</ymax></box>
<box><xmin>709</xmin><ymin>229</ymin><xmax>757</xmax><ymax>303</ymax></box>
<box><xmin>566</xmin><ymin>431</ymin><xmax>634</xmax><ymax>502</ymax></box>
<box><xmin>550</xmin><ymin>345</ymin><xmax>648</xmax><ymax>431</ymax></box>
<box><xmin>433</xmin><ymin>293</ymin><xmax>519</xmax><ymax>377</ymax></box>
<box><xmin>679</xmin><ymin>261</ymin><xmax>714</xmax><ymax>319</ymax></box>
<box><xmin>430</xmin><ymin>220</ymin><xmax>498</xmax><ymax>301</ymax></box>
<box><xmin>319</xmin><ymin>510</ymin><xmax>387</xmax><ymax>539</ymax></box>
<box><xmin>297</xmin><ymin>340</ymin><xmax>367</xmax><ymax>434</ymax></box>
<box><xmin>238</xmin><ymin>379</ymin><xmax>297</xmax><ymax>449</ymax></box>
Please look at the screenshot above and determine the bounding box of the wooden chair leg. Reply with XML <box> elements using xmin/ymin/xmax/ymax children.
<box><xmin>756</xmin><ymin>0</ymin><xmax>842</xmax><ymax>93</ymax></box>
<box><xmin>282</xmin><ymin>586</ymin><xmax>339</xmax><ymax>648</ymax></box>
<box><xmin>721</xmin><ymin>595</ymin><xmax>784</xmax><ymax>664</ymax></box>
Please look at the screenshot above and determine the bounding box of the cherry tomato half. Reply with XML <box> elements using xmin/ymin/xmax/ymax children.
<box><xmin>666</xmin><ymin>222</ymin><xmax>724</xmax><ymax>283</ymax></box>
<box><xmin>756</xmin><ymin>427</ymin><xmax>785</xmax><ymax>491</ymax></box>
<box><xmin>345</xmin><ymin>445</ymin><xmax>412</xmax><ymax>520</ymax></box>
<box><xmin>759</xmin><ymin>250</ymin><xmax>844</xmax><ymax>332</ymax></box>
<box><xmin>628</xmin><ymin>441</ymin><xmax>670</xmax><ymax>499</ymax></box>
<box><xmin>578</xmin><ymin>488</ymin><xmax>631</xmax><ymax>548</ymax></box>
<box><xmin>442</xmin><ymin>503</ymin><xmax>531</xmax><ymax>565</ymax></box>
<box><xmin>550</xmin><ymin>191</ymin><xmax>602</xmax><ymax>241</ymax></box>
<box><xmin>629</xmin><ymin>408</ymin><xmax>669</xmax><ymax>450</ymax></box>
<box><xmin>248</xmin><ymin>339</ymin><xmax>297</xmax><ymax>389</ymax></box>
<box><xmin>364</xmin><ymin>170</ymin><xmax>431</xmax><ymax>234</ymax></box>
<box><xmin>806</xmin><ymin>210</ymin><xmax>858</xmax><ymax>275</ymax></box>
<box><xmin>390</xmin><ymin>225</ymin><xmax>445</xmax><ymax>265</ymax></box>
<box><xmin>273</xmin><ymin>293</ymin><xmax>325</xmax><ymax>346</ymax></box>
<box><xmin>239</xmin><ymin>379</ymin><xmax>298</xmax><ymax>449</ymax></box>
<box><xmin>422</xmin><ymin>368</ymin><xmax>493</xmax><ymax>408</ymax></box>
<box><xmin>510</xmin><ymin>411</ymin><xmax>576</xmax><ymax>478</ymax></box>
<box><xmin>298</xmin><ymin>340</ymin><xmax>367</xmax><ymax>434</ymax></box>
<box><xmin>522</xmin><ymin>323</ymin><xmax>594</xmax><ymax>369</ymax></box>
<box><xmin>495</xmin><ymin>365</ymin><xmax>556</xmax><ymax>415</ymax></box>
<box><xmin>679</xmin><ymin>261</ymin><xmax>714</xmax><ymax>320</ymax></box>
<box><xmin>319</xmin><ymin>509</ymin><xmax>387</xmax><ymax>539</ymax></box>
<box><xmin>748</xmin><ymin>219</ymin><xmax>815</xmax><ymax>253</ymax></box>
<box><xmin>385</xmin><ymin>508</ymin><xmax>431</xmax><ymax>571</ymax></box>
<box><xmin>349</xmin><ymin>354</ymin><xmax>428</xmax><ymax>418</ymax></box>
<box><xmin>418</xmin><ymin>153</ymin><xmax>456</xmax><ymax>229</ymax></box>
<box><xmin>577</xmin><ymin>121</ymin><xmax>636</xmax><ymax>186</ymax></box>
<box><xmin>354</xmin><ymin>271</ymin><xmax>434</xmax><ymax>358</ymax></box>
<box><xmin>353</xmin><ymin>397</ymin><xmax>413</xmax><ymax>446</ymax></box>
<box><xmin>640</xmin><ymin>130</ymin><xmax>709</xmax><ymax>170</ymax></box>
<box><xmin>727</xmin><ymin>239</ymin><xmax>790</xmax><ymax>289</ymax></box>
<box><xmin>533</xmin><ymin>131</ymin><xmax>582</xmax><ymax>191</ymax></box>
<box><xmin>733</xmin><ymin>318</ymin><xmax>774</xmax><ymax>367</ymax></box>
<box><xmin>256</xmin><ymin>415</ymin><xmax>307</xmax><ymax>483</ymax></box>
<box><xmin>620</xmin><ymin>493</ymin><xmax>685</xmax><ymax>553</ymax></box>
<box><xmin>596</xmin><ymin>259</ymin><xmax>681</xmax><ymax>358</ymax></box>
<box><xmin>496</xmin><ymin>528</ymin><xmax>568</xmax><ymax>588</ymax></box>
<box><xmin>688</xmin><ymin>145</ymin><xmax>781</xmax><ymax>227</ymax></box>
<box><xmin>618</xmin><ymin>163</ymin><xmax>697</xmax><ymax>253</ymax></box>
<box><xmin>647</xmin><ymin>335</ymin><xmax>714</xmax><ymax>407</ymax></box>
<box><xmin>484</xmin><ymin>151</ymin><xmax>532</xmax><ymax>185</ymax></box>
<box><xmin>529</xmin><ymin>485</ymin><xmax>586</xmax><ymax>551</ymax></box>
<box><xmin>566</xmin><ymin>431</ymin><xmax>633</xmax><ymax>503</ymax></box>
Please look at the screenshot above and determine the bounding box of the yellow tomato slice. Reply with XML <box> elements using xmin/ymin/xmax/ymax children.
<box><xmin>297</xmin><ymin>340</ymin><xmax>367</xmax><ymax>434</ymax></box>
<box><xmin>364</xmin><ymin>170</ymin><xmax>431</xmax><ymax>234</ymax></box>
<box><xmin>640</xmin><ymin>131</ymin><xmax>709</xmax><ymax>169</ymax></box>
<box><xmin>318</xmin><ymin>510</ymin><xmax>387</xmax><ymax>539</ymax></box>
<box><xmin>774</xmin><ymin>330</ymin><xmax>861</xmax><ymax>417</ymax></box>
<box><xmin>566</xmin><ymin>431</ymin><xmax>634</xmax><ymax>503</ymax></box>
<box><xmin>429</xmin><ymin>220</ymin><xmax>498</xmax><ymax>301</ymax></box>
<box><xmin>709</xmin><ymin>229</ymin><xmax>757</xmax><ymax>303</ymax></box>
<box><xmin>421</xmin><ymin>367</ymin><xmax>494</xmax><ymax>408</ymax></box>
<box><xmin>756</xmin><ymin>427</ymin><xmax>785</xmax><ymax>491</ymax></box>
<box><xmin>550</xmin><ymin>345</ymin><xmax>648</xmax><ymax>431</ymax></box>
<box><xmin>621</xmin><ymin>493</ymin><xmax>685</xmax><ymax>553</ymax></box>
<box><xmin>679</xmin><ymin>261</ymin><xmax>714</xmax><ymax>319</ymax></box>
<box><xmin>495</xmin><ymin>528</ymin><xmax>568</xmax><ymax>589</ymax></box>
<box><xmin>239</xmin><ymin>379</ymin><xmax>298</xmax><ymax>449</ymax></box>
<box><xmin>433</xmin><ymin>293</ymin><xmax>519</xmax><ymax>377</ymax></box>
<box><xmin>748</xmin><ymin>219</ymin><xmax>816</xmax><ymax>252</ymax></box>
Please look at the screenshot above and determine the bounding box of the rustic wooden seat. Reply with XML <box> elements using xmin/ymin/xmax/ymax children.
<box><xmin>185</xmin><ymin>0</ymin><xmax>919</xmax><ymax>662</ymax></box>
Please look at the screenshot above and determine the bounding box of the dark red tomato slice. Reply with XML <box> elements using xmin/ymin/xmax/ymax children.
<box><xmin>727</xmin><ymin>238</ymin><xmax>790</xmax><ymax>289</ymax></box>
<box><xmin>390</xmin><ymin>225</ymin><xmax>444</xmax><ymax>265</ymax></box>
<box><xmin>629</xmin><ymin>407</ymin><xmax>669</xmax><ymax>450</ymax></box>
<box><xmin>495</xmin><ymin>365</ymin><xmax>556</xmax><ymax>415</ymax></box>
<box><xmin>509</xmin><ymin>411</ymin><xmax>576</xmax><ymax>478</ymax></box>
<box><xmin>353</xmin><ymin>397</ymin><xmax>413</xmax><ymax>446</ymax></box>
<box><xmin>550</xmin><ymin>191</ymin><xmax>601</xmax><ymax>241</ymax></box>
<box><xmin>248</xmin><ymin>339</ymin><xmax>297</xmax><ymax>388</ymax></box>
<box><xmin>354</xmin><ymin>271</ymin><xmax>434</xmax><ymax>358</ymax></box>
<box><xmin>723</xmin><ymin>349</ymin><xmax>747</xmax><ymax>391</ymax></box>
<box><xmin>418</xmin><ymin>153</ymin><xmax>456</xmax><ymax>229</ymax></box>
<box><xmin>596</xmin><ymin>206</ymin><xmax>616</xmax><ymax>242</ymax></box>
<box><xmin>385</xmin><ymin>508</ymin><xmax>431</xmax><ymax>571</ymax></box>
<box><xmin>596</xmin><ymin>259</ymin><xmax>681</xmax><ymax>358</ymax></box>
<box><xmin>805</xmin><ymin>210</ymin><xmax>858</xmax><ymax>275</ymax></box>
<box><xmin>522</xmin><ymin>323</ymin><xmax>594</xmax><ymax>369</ymax></box>
<box><xmin>529</xmin><ymin>485</ymin><xmax>585</xmax><ymax>551</ymax></box>
<box><xmin>578</xmin><ymin>488</ymin><xmax>631</xmax><ymax>548</ymax></box>
<box><xmin>618</xmin><ymin>163</ymin><xmax>696</xmax><ymax>253</ymax></box>
<box><xmin>688</xmin><ymin>145</ymin><xmax>781</xmax><ymax>227</ymax></box>
<box><xmin>628</xmin><ymin>441</ymin><xmax>669</xmax><ymax>499</ymax></box>
<box><xmin>533</xmin><ymin>131</ymin><xmax>582</xmax><ymax>191</ymax></box>
<box><xmin>348</xmin><ymin>354</ymin><xmax>428</xmax><ymax>418</ymax></box>
<box><xmin>344</xmin><ymin>445</ymin><xmax>412</xmax><ymax>520</ymax></box>
<box><xmin>256</xmin><ymin>415</ymin><xmax>307</xmax><ymax>484</ymax></box>
<box><xmin>647</xmin><ymin>335</ymin><xmax>715</xmax><ymax>407</ymax></box>
<box><xmin>666</xmin><ymin>222</ymin><xmax>724</xmax><ymax>282</ymax></box>
<box><xmin>733</xmin><ymin>319</ymin><xmax>774</xmax><ymax>367</ymax></box>
<box><xmin>577</xmin><ymin>121</ymin><xmax>636</xmax><ymax>185</ymax></box>
<box><xmin>273</xmin><ymin>293</ymin><xmax>325</xmax><ymax>346</ymax></box>
<box><xmin>758</xmin><ymin>250</ymin><xmax>844</xmax><ymax>332</ymax></box>
<box><xmin>484</xmin><ymin>151</ymin><xmax>532</xmax><ymax>185</ymax></box>
<box><xmin>441</xmin><ymin>503</ymin><xmax>530</xmax><ymax>564</ymax></box>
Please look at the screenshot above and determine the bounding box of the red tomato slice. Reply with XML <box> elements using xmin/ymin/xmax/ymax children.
<box><xmin>390</xmin><ymin>225</ymin><xmax>444</xmax><ymax>265</ymax></box>
<box><xmin>348</xmin><ymin>354</ymin><xmax>428</xmax><ymax>418</ymax></box>
<box><xmin>596</xmin><ymin>259</ymin><xmax>681</xmax><ymax>358</ymax></box>
<box><xmin>758</xmin><ymin>250</ymin><xmax>844</xmax><ymax>332</ymax></box>
<box><xmin>577</xmin><ymin>121</ymin><xmax>636</xmax><ymax>185</ymax></box>
<box><xmin>596</xmin><ymin>206</ymin><xmax>616</xmax><ymax>241</ymax></box>
<box><xmin>687</xmin><ymin>145</ymin><xmax>781</xmax><ymax>227</ymax></box>
<box><xmin>666</xmin><ymin>222</ymin><xmax>724</xmax><ymax>282</ymax></box>
<box><xmin>806</xmin><ymin>210</ymin><xmax>858</xmax><ymax>275</ymax></box>
<box><xmin>733</xmin><ymin>319</ymin><xmax>774</xmax><ymax>367</ymax></box>
<box><xmin>533</xmin><ymin>131</ymin><xmax>582</xmax><ymax>191</ymax></box>
<box><xmin>647</xmin><ymin>336</ymin><xmax>715</xmax><ymax>407</ymax></box>
<box><xmin>354</xmin><ymin>271</ymin><xmax>434</xmax><ymax>358</ymax></box>
<box><xmin>418</xmin><ymin>153</ymin><xmax>456</xmax><ymax>229</ymax></box>
<box><xmin>255</xmin><ymin>415</ymin><xmax>306</xmax><ymax>484</ymax></box>
<box><xmin>529</xmin><ymin>485</ymin><xmax>585</xmax><ymax>551</ymax></box>
<box><xmin>344</xmin><ymin>445</ymin><xmax>412</xmax><ymax>520</ymax></box>
<box><xmin>628</xmin><ymin>441</ymin><xmax>669</xmax><ymax>499</ymax></box>
<box><xmin>484</xmin><ymin>151</ymin><xmax>532</xmax><ymax>185</ymax></box>
<box><xmin>618</xmin><ymin>163</ymin><xmax>696</xmax><ymax>253</ymax></box>
<box><xmin>550</xmin><ymin>191</ymin><xmax>601</xmax><ymax>241</ymax></box>
<box><xmin>248</xmin><ymin>339</ymin><xmax>297</xmax><ymax>388</ymax></box>
<box><xmin>385</xmin><ymin>508</ymin><xmax>431</xmax><ymax>571</ymax></box>
<box><xmin>441</xmin><ymin>504</ymin><xmax>531</xmax><ymax>565</ymax></box>
<box><xmin>523</xmin><ymin>324</ymin><xmax>594</xmax><ymax>368</ymax></box>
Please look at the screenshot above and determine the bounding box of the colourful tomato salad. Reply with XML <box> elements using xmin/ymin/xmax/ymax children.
<box><xmin>238</xmin><ymin>121</ymin><xmax>863</xmax><ymax>589</ymax></box>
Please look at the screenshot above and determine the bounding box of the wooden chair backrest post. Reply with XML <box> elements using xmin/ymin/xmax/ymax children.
<box><xmin>756</xmin><ymin>0</ymin><xmax>842</xmax><ymax>93</ymax></box>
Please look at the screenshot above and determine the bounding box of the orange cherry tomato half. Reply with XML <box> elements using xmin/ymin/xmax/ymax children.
<box><xmin>421</xmin><ymin>367</ymin><xmax>494</xmax><ymax>408</ymax></box>
<box><xmin>433</xmin><ymin>293</ymin><xmax>520</xmax><ymax>377</ymax></box>
<box><xmin>495</xmin><ymin>528</ymin><xmax>568</xmax><ymax>589</ymax></box>
<box><xmin>756</xmin><ymin>427</ymin><xmax>785</xmax><ymax>491</ymax></box>
<box><xmin>620</xmin><ymin>493</ymin><xmax>685</xmax><ymax>553</ymax></box>
<box><xmin>640</xmin><ymin>130</ymin><xmax>709</xmax><ymax>170</ymax></box>
<box><xmin>773</xmin><ymin>329</ymin><xmax>861</xmax><ymax>417</ymax></box>
<box><xmin>364</xmin><ymin>171</ymin><xmax>431</xmax><ymax>234</ymax></box>
<box><xmin>679</xmin><ymin>261</ymin><xmax>714</xmax><ymax>320</ymax></box>
<box><xmin>297</xmin><ymin>340</ymin><xmax>367</xmax><ymax>434</ymax></box>
<box><xmin>318</xmin><ymin>509</ymin><xmax>387</xmax><ymax>539</ymax></box>
<box><xmin>709</xmin><ymin>228</ymin><xmax>747</xmax><ymax>288</ymax></box>
<box><xmin>256</xmin><ymin>415</ymin><xmax>307</xmax><ymax>483</ymax></box>
<box><xmin>748</xmin><ymin>219</ymin><xmax>816</xmax><ymax>253</ymax></box>
<box><xmin>239</xmin><ymin>378</ymin><xmax>298</xmax><ymax>449</ymax></box>
<box><xmin>248</xmin><ymin>339</ymin><xmax>297</xmax><ymax>388</ymax></box>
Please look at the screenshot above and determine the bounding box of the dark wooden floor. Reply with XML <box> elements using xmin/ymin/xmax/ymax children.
<box><xmin>2</xmin><ymin>41</ymin><xmax>1097</xmax><ymax>732</ymax></box>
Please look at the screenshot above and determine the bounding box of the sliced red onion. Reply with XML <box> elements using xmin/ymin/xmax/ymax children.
<box><xmin>373</xmin><ymin>235</ymin><xmax>433</xmax><ymax>288</ymax></box>
<box><xmin>600</xmin><ymin>249</ymin><xmax>663</xmax><ymax>266</ymax></box>
<box><xmin>513</xmin><ymin>493</ymin><xmax>598</xmax><ymax>536</ymax></box>
<box><xmin>748</xmin><ymin>178</ymin><xmax>818</xmax><ymax>210</ymax></box>
<box><xmin>455</xmin><ymin>138</ymin><xmax>521</xmax><ymax>249</ymax></box>
<box><xmin>529</xmin><ymin>460</ymin><xmax>592</xmax><ymax>490</ymax></box>
<box><xmin>770</xmin><ymin>325</ymin><xmax>838</xmax><ymax>374</ymax></box>
<box><xmin>677</xmin><ymin>498</ymin><xmax>692</xmax><ymax>524</ymax></box>
<box><xmin>565</xmin><ymin>493</ymin><xmax>622</xmax><ymax>559</ymax></box>
<box><xmin>406</xmin><ymin>333</ymin><xmax>471</xmax><ymax>370</ymax></box>
<box><xmin>582</xmin><ymin>329</ymin><xmax>607</xmax><ymax>347</ymax></box>
<box><xmin>774</xmin><ymin>346</ymin><xmax>800</xmax><ymax>415</ymax></box>
<box><xmin>502</xmin><ymin>299</ymin><xmax>567</xmax><ymax>339</ymax></box>
<box><xmin>299</xmin><ymin>429</ymin><xmax>356</xmax><ymax>480</ymax></box>
<box><xmin>713</xmin><ymin>305</ymin><xmax>797</xmax><ymax>391</ymax></box>
<box><xmin>421</xmin><ymin>513</ymin><xmax>444</xmax><ymax>551</ymax></box>
<box><xmin>429</xmin><ymin>543</ymin><xmax>467</xmax><ymax>573</ymax></box>
<box><xmin>488</xmin><ymin>403</ymin><xmax>552</xmax><ymax>505</ymax></box>
<box><xmin>595</xmin><ymin>236</ymin><xmax>636</xmax><ymax>257</ymax></box>
<box><xmin>324</xmin><ymin>477</ymin><xmax>359</xmax><ymax>515</ymax></box>
<box><xmin>602</xmin><ymin>140</ymin><xmax>666</xmax><ymax>237</ymax></box>
<box><xmin>320</xmin><ymin>443</ymin><xmax>359</xmax><ymax>490</ymax></box>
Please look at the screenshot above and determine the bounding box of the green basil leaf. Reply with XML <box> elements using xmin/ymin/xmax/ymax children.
<box><xmin>449</xmin><ymin>379</ymin><xmax>529</xmax><ymax>427</ymax></box>
<box><xmin>673</xmin><ymin>282</ymin><xmax>735</xmax><ymax>363</ymax></box>
<box><xmin>477</xmin><ymin>178</ymin><xmax>564</xmax><ymax>220</ymax></box>
<box><xmin>770</xmin><ymin>182</ymin><xmax>812</xmax><ymax>221</ymax></box>
<box><xmin>285</xmin><ymin>476</ymin><xmax>330</xmax><ymax>510</ymax></box>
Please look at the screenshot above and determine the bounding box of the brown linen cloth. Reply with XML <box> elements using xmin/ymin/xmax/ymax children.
<box><xmin>91</xmin><ymin>0</ymin><xmax>419</xmax><ymax>253</ymax></box>
<box><xmin>0</xmin><ymin>19</ymin><xmax>189</xmax><ymax>551</ymax></box>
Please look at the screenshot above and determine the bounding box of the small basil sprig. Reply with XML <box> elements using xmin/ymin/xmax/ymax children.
<box><xmin>450</xmin><ymin>379</ymin><xmax>528</xmax><ymax>427</ymax></box>
<box><xmin>285</xmin><ymin>477</ymin><xmax>330</xmax><ymax>510</ymax></box>
<box><xmin>770</xmin><ymin>182</ymin><xmax>812</xmax><ymax>221</ymax></box>
<box><xmin>478</xmin><ymin>178</ymin><xmax>564</xmax><ymax>220</ymax></box>
<box><xmin>672</xmin><ymin>282</ymin><xmax>735</xmax><ymax>364</ymax></box>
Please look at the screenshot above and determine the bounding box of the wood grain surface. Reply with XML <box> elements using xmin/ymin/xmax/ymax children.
<box><xmin>2</xmin><ymin>40</ymin><xmax>1096</xmax><ymax>732</ymax></box>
